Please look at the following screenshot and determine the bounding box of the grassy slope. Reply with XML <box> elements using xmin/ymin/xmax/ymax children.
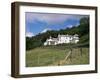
<box><xmin>26</xmin><ymin>46</ymin><xmax>89</xmax><ymax>67</ymax></box>
<box><xmin>26</xmin><ymin>47</ymin><xmax>69</xmax><ymax>67</ymax></box>
<box><xmin>64</xmin><ymin>48</ymin><xmax>89</xmax><ymax>65</ymax></box>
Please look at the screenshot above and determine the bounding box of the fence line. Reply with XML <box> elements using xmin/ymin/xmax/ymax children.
<box><xmin>36</xmin><ymin>47</ymin><xmax>84</xmax><ymax>66</ymax></box>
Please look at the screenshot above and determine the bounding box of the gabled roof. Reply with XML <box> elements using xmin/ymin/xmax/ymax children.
<box><xmin>47</xmin><ymin>38</ymin><xmax>58</xmax><ymax>42</ymax></box>
<box><xmin>74</xmin><ymin>34</ymin><xmax>79</xmax><ymax>37</ymax></box>
<box><xmin>58</xmin><ymin>34</ymin><xmax>73</xmax><ymax>37</ymax></box>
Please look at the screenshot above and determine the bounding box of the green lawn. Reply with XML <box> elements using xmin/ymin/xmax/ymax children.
<box><xmin>64</xmin><ymin>48</ymin><xmax>89</xmax><ymax>65</ymax></box>
<box><xmin>26</xmin><ymin>46</ymin><xmax>89</xmax><ymax>67</ymax></box>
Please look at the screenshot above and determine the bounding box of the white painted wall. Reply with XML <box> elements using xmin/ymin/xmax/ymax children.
<box><xmin>44</xmin><ymin>35</ymin><xmax>79</xmax><ymax>45</ymax></box>
<box><xmin>0</xmin><ymin>0</ymin><xmax>100</xmax><ymax>80</ymax></box>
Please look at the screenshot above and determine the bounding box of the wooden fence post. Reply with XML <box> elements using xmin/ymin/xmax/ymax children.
<box><xmin>80</xmin><ymin>48</ymin><xmax>82</xmax><ymax>56</ymax></box>
<box><xmin>37</xmin><ymin>54</ymin><xmax>40</xmax><ymax>66</ymax></box>
<box><xmin>69</xmin><ymin>48</ymin><xmax>72</xmax><ymax>61</ymax></box>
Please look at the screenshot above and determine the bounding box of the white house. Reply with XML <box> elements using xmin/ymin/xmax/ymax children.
<box><xmin>44</xmin><ymin>34</ymin><xmax>79</xmax><ymax>46</ymax></box>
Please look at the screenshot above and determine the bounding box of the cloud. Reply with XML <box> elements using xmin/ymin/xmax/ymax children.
<box><xmin>67</xmin><ymin>23</ymin><xmax>80</xmax><ymax>28</ymax></box>
<box><xmin>26</xmin><ymin>32</ymin><xmax>34</xmax><ymax>37</ymax></box>
<box><xmin>75</xmin><ymin>23</ymin><xmax>80</xmax><ymax>26</ymax></box>
<box><xmin>41</xmin><ymin>28</ymin><xmax>51</xmax><ymax>33</ymax></box>
<box><xmin>26</xmin><ymin>12</ymin><xmax>88</xmax><ymax>25</ymax></box>
<box><xmin>67</xmin><ymin>25</ymin><xmax>73</xmax><ymax>28</ymax></box>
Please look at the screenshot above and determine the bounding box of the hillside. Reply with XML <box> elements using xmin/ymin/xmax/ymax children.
<box><xmin>26</xmin><ymin>46</ymin><xmax>89</xmax><ymax>67</ymax></box>
<box><xmin>26</xmin><ymin>17</ymin><xmax>89</xmax><ymax>50</ymax></box>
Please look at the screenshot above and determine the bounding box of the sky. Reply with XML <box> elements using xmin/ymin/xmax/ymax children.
<box><xmin>25</xmin><ymin>12</ymin><xmax>88</xmax><ymax>37</ymax></box>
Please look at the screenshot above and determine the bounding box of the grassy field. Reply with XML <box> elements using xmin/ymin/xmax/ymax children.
<box><xmin>26</xmin><ymin>46</ymin><xmax>89</xmax><ymax>67</ymax></box>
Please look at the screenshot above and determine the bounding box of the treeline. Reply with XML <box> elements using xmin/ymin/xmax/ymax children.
<box><xmin>26</xmin><ymin>17</ymin><xmax>89</xmax><ymax>50</ymax></box>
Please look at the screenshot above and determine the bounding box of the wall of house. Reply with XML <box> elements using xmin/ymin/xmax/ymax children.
<box><xmin>45</xmin><ymin>35</ymin><xmax>79</xmax><ymax>45</ymax></box>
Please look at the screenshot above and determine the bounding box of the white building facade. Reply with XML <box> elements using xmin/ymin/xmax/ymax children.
<box><xmin>44</xmin><ymin>34</ymin><xmax>79</xmax><ymax>46</ymax></box>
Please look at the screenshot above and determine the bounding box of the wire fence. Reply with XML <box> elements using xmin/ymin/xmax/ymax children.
<box><xmin>34</xmin><ymin>48</ymin><xmax>89</xmax><ymax>66</ymax></box>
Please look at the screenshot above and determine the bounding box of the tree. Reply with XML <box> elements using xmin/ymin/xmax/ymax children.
<box><xmin>78</xmin><ymin>17</ymin><xmax>89</xmax><ymax>36</ymax></box>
